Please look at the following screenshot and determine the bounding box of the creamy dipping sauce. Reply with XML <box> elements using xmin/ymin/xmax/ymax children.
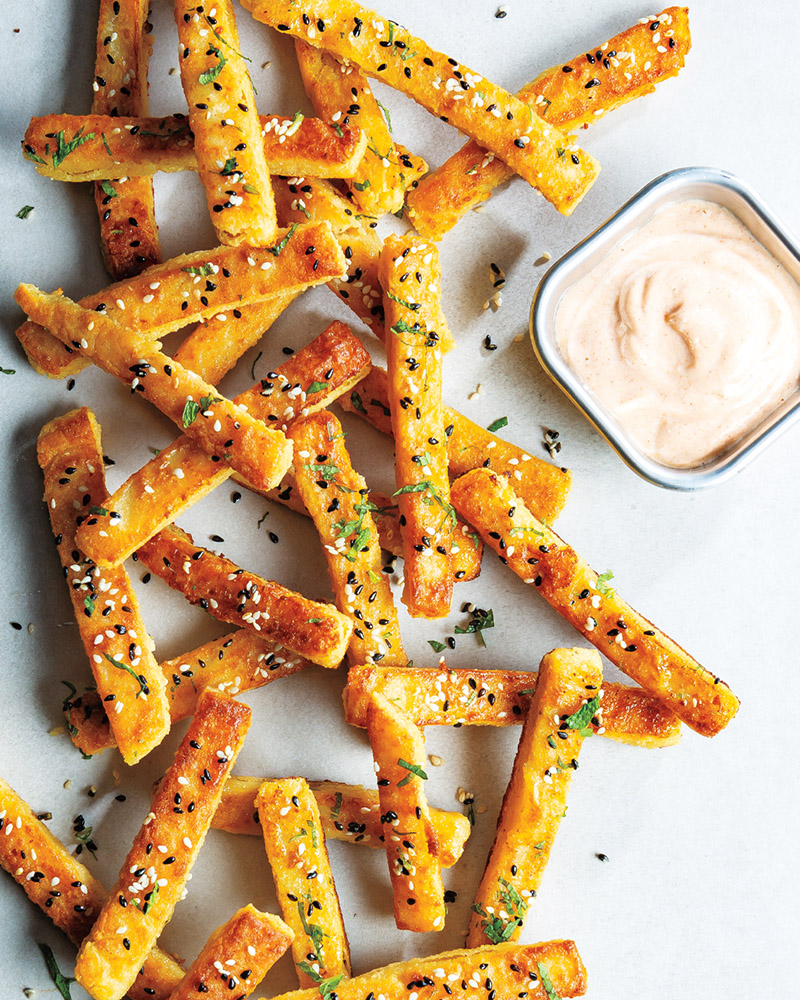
<box><xmin>555</xmin><ymin>199</ymin><xmax>800</xmax><ymax>467</ymax></box>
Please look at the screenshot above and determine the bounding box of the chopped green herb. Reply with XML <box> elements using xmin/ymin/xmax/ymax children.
<box><xmin>242</xmin><ymin>182</ymin><xmax>260</xmax><ymax>195</ymax></box>
<box><xmin>454</xmin><ymin>607</ymin><xmax>494</xmax><ymax>647</ymax></box>
<box><xmin>74</xmin><ymin>824</ymin><xmax>97</xmax><ymax>859</ymax></box>
<box><xmin>427</xmin><ymin>640</ymin><xmax>446</xmax><ymax>653</ymax></box>
<box><xmin>397</xmin><ymin>758</ymin><xmax>428</xmax><ymax>787</ymax></box>
<box><xmin>102</xmin><ymin>653</ymin><xmax>148</xmax><ymax>698</ymax></box>
<box><xmin>296</xmin><ymin>897</ymin><xmax>326</xmax><ymax>961</ymax></box>
<box><xmin>285</xmin><ymin>110</ymin><xmax>304</xmax><ymax>136</ymax></box>
<box><xmin>182</xmin><ymin>399</ymin><xmax>200</xmax><ymax>428</ymax></box>
<box><xmin>350</xmin><ymin>391</ymin><xmax>367</xmax><ymax>414</ymax></box>
<box><xmin>88</xmin><ymin>505</ymin><xmax>108</xmax><ymax>516</ymax></box>
<box><xmin>536</xmin><ymin>963</ymin><xmax>561</xmax><ymax>1000</ymax></box>
<box><xmin>307</xmin><ymin>618</ymin><xmax>322</xmax><ymax>624</ymax></box>
<box><xmin>37</xmin><ymin>943</ymin><xmax>75</xmax><ymax>1000</ymax></box>
<box><xmin>385</xmin><ymin>289</ymin><xmax>420</xmax><ymax>311</ymax></box>
<box><xmin>393</xmin><ymin>480</ymin><xmax>456</xmax><ymax>534</ymax></box>
<box><xmin>52</xmin><ymin>128</ymin><xmax>95</xmax><ymax>169</ymax></box>
<box><xmin>23</xmin><ymin>147</ymin><xmax>47</xmax><ymax>165</ymax></box>
<box><xmin>199</xmin><ymin>46</ymin><xmax>227</xmax><ymax>85</ymax></box>
<box><xmin>257</xmin><ymin>509</ymin><xmax>269</xmax><ymax>529</ymax></box>
<box><xmin>331</xmin><ymin>792</ymin><xmax>343</xmax><ymax>820</ymax></box>
<box><xmin>352</xmin><ymin>178</ymin><xmax>371</xmax><ymax>191</ymax></box>
<box><xmin>267</xmin><ymin>222</ymin><xmax>299</xmax><ymax>256</ymax></box>
<box><xmin>547</xmin><ymin>735</ymin><xmax>557</xmax><ymax>749</ymax></box>
<box><xmin>594</xmin><ymin>569</ymin><xmax>615</xmax><ymax>596</ymax></box>
<box><xmin>16</xmin><ymin>205</ymin><xmax>34</xmax><ymax>219</ymax></box>
<box><xmin>306</xmin><ymin>380</ymin><xmax>329</xmax><ymax>395</ymax></box>
<box><xmin>563</xmin><ymin>695</ymin><xmax>600</xmax><ymax>736</ymax></box>
<box><xmin>0</xmin><ymin>367</ymin><xmax>15</xmax><ymax>375</ymax></box>
<box><xmin>100</xmin><ymin>180</ymin><xmax>118</xmax><ymax>198</ymax></box>
<box><xmin>298</xmin><ymin>965</ymin><xmax>345</xmax><ymax>1000</ymax></box>
<box><xmin>181</xmin><ymin>262</ymin><xmax>214</xmax><ymax>277</ymax></box>
<box><xmin>83</xmin><ymin>595</ymin><xmax>95</xmax><ymax>617</ymax></box>
<box><xmin>199</xmin><ymin>393</ymin><xmax>223</xmax><ymax>412</ymax></box>
<box><xmin>375</xmin><ymin>98</ymin><xmax>393</xmax><ymax>131</ymax></box>
<box><xmin>487</xmin><ymin>416</ymin><xmax>508</xmax><ymax>433</ymax></box>
<box><xmin>534</xmin><ymin>840</ymin><xmax>547</xmax><ymax>850</ymax></box>
<box><xmin>332</xmin><ymin>123</ymin><xmax>344</xmax><ymax>137</ymax></box>
<box><xmin>61</xmin><ymin>681</ymin><xmax>79</xmax><ymax>738</ymax></box>
<box><xmin>219</xmin><ymin>157</ymin><xmax>238</xmax><ymax>176</ymax></box>
<box><xmin>100</xmin><ymin>132</ymin><xmax>113</xmax><ymax>157</ymax></box>
<box><xmin>250</xmin><ymin>349</ymin><xmax>263</xmax><ymax>381</ymax></box>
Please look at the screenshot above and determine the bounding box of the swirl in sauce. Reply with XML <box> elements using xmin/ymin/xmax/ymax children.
<box><xmin>555</xmin><ymin>199</ymin><xmax>800</xmax><ymax>467</ymax></box>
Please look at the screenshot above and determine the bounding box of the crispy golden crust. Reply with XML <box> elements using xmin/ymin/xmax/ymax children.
<box><xmin>287</xmin><ymin>412</ymin><xmax>406</xmax><ymax>666</ymax></box>
<box><xmin>366</xmin><ymin>694</ymin><xmax>445</xmax><ymax>933</ymax></box>
<box><xmin>256</xmin><ymin>778</ymin><xmax>351</xmax><ymax>986</ymax></box>
<box><xmin>37</xmin><ymin>408</ymin><xmax>170</xmax><ymax>764</ymax></box>
<box><xmin>343</xmin><ymin>664</ymin><xmax>681</xmax><ymax>749</ymax></box>
<box><xmin>466</xmin><ymin>649</ymin><xmax>603</xmax><ymax>947</ymax></box>
<box><xmin>16</xmin><ymin>220</ymin><xmax>346</xmax><ymax>380</ymax></box>
<box><xmin>136</xmin><ymin>524</ymin><xmax>353</xmax><ymax>669</ymax></box>
<box><xmin>175</xmin><ymin>0</ymin><xmax>277</xmax><ymax>245</ymax></box>
<box><xmin>92</xmin><ymin>1</ymin><xmax>162</xmax><ymax>279</ymax></box>
<box><xmin>270</xmin><ymin>940</ymin><xmax>587</xmax><ymax>1000</ymax></box>
<box><xmin>382</xmin><ymin>238</ymin><xmax>453</xmax><ymax>619</ymax></box>
<box><xmin>339</xmin><ymin>367</ymin><xmax>572</xmax><ymax>524</ymax></box>
<box><xmin>406</xmin><ymin>8</ymin><xmax>690</xmax><ymax>239</ymax></box>
<box><xmin>294</xmin><ymin>41</ymin><xmax>426</xmax><ymax>216</ymax></box>
<box><xmin>168</xmin><ymin>904</ymin><xmax>293</xmax><ymax>1000</ymax></box>
<box><xmin>244</xmin><ymin>0</ymin><xmax>599</xmax><ymax>215</ymax></box>
<box><xmin>451</xmin><ymin>470</ymin><xmax>739</xmax><ymax>737</ymax></box>
<box><xmin>74</xmin><ymin>690</ymin><xmax>251</xmax><ymax>1000</ymax></box>
<box><xmin>22</xmin><ymin>113</ymin><xmax>367</xmax><ymax>182</ymax></box>
<box><xmin>65</xmin><ymin>630</ymin><xmax>310</xmax><ymax>756</ymax></box>
<box><xmin>367</xmin><ymin>490</ymin><xmax>483</xmax><ymax>582</ymax></box>
<box><xmin>213</xmin><ymin>777</ymin><xmax>471</xmax><ymax>867</ymax></box>
<box><xmin>0</xmin><ymin>777</ymin><xmax>185</xmax><ymax>998</ymax></box>
<box><xmin>16</xmin><ymin>286</ymin><xmax>294</xmax><ymax>495</ymax></box>
<box><xmin>76</xmin><ymin>322</ymin><xmax>371</xmax><ymax>567</ymax></box>
<box><xmin>273</xmin><ymin>176</ymin><xmax>389</xmax><ymax>340</ymax></box>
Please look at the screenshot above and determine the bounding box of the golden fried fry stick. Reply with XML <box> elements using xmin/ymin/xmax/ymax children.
<box><xmin>344</xmin><ymin>663</ymin><xmax>681</xmax><ymax>749</ymax></box>
<box><xmin>174</xmin><ymin>0</ymin><xmax>277</xmax><ymax>244</ymax></box>
<box><xmin>243</xmin><ymin>0</ymin><xmax>599</xmax><ymax>215</ymax></box>
<box><xmin>0</xmin><ymin>777</ymin><xmax>185</xmax><ymax>999</ymax></box>
<box><xmin>174</xmin><ymin>294</ymin><xmax>298</xmax><ymax>385</ymax></box>
<box><xmin>382</xmin><ymin>237</ymin><xmax>453</xmax><ymax>618</ymax></box>
<box><xmin>367</xmin><ymin>694</ymin><xmax>444</xmax><ymax>933</ymax></box>
<box><xmin>364</xmin><ymin>490</ymin><xmax>483</xmax><ymax>582</ymax></box>
<box><xmin>294</xmin><ymin>40</ymin><xmax>426</xmax><ymax>216</ymax></box>
<box><xmin>273</xmin><ymin>177</ymin><xmax>387</xmax><ymax>340</ymax></box>
<box><xmin>168</xmin><ymin>905</ymin><xmax>293</xmax><ymax>1000</ymax></box>
<box><xmin>407</xmin><ymin>8</ymin><xmax>691</xmax><ymax>239</ymax></box>
<box><xmin>65</xmin><ymin>630</ymin><xmax>310</xmax><ymax>756</ymax></box>
<box><xmin>76</xmin><ymin>322</ymin><xmax>371</xmax><ymax>567</ymax></box>
<box><xmin>450</xmin><ymin>469</ymin><xmax>740</xmax><ymax>737</ymax></box>
<box><xmin>339</xmin><ymin>366</ymin><xmax>572</xmax><ymax>524</ymax></box>
<box><xmin>37</xmin><ymin>408</ymin><xmax>170</xmax><ymax>764</ymax></box>
<box><xmin>92</xmin><ymin>0</ymin><xmax>161</xmax><ymax>279</ymax></box>
<box><xmin>257</xmin><ymin>779</ymin><xmax>351</xmax><ymax>987</ymax></box>
<box><xmin>466</xmin><ymin>648</ymin><xmax>602</xmax><ymax>947</ymax></box>
<box><xmin>213</xmin><ymin>777</ymin><xmax>471</xmax><ymax>866</ymax></box>
<box><xmin>136</xmin><ymin>525</ymin><xmax>353</xmax><ymax>669</ymax></box>
<box><xmin>16</xmin><ymin>285</ymin><xmax>294</xmax><ymax>494</ymax></box>
<box><xmin>23</xmin><ymin>113</ymin><xmax>367</xmax><ymax>182</ymax></box>
<box><xmin>288</xmin><ymin>411</ymin><xmax>405</xmax><ymax>666</ymax></box>
<box><xmin>269</xmin><ymin>941</ymin><xmax>587</xmax><ymax>1000</ymax></box>
<box><xmin>74</xmin><ymin>691</ymin><xmax>251</xmax><ymax>1000</ymax></box>
<box><xmin>17</xmin><ymin>220</ymin><xmax>346</xmax><ymax>380</ymax></box>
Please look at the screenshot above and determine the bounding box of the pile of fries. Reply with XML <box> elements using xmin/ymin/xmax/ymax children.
<box><xmin>5</xmin><ymin>3</ymin><xmax>738</xmax><ymax>999</ymax></box>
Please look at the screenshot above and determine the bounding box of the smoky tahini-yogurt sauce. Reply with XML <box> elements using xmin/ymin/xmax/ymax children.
<box><xmin>555</xmin><ymin>199</ymin><xmax>800</xmax><ymax>467</ymax></box>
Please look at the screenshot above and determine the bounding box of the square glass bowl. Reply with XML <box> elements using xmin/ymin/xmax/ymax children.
<box><xmin>529</xmin><ymin>166</ymin><xmax>800</xmax><ymax>489</ymax></box>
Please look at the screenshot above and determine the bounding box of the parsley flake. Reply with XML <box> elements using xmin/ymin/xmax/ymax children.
<box><xmin>487</xmin><ymin>416</ymin><xmax>508</xmax><ymax>433</ymax></box>
<box><xmin>182</xmin><ymin>399</ymin><xmax>200</xmax><ymax>428</ymax></box>
<box><xmin>267</xmin><ymin>222</ymin><xmax>299</xmax><ymax>256</ymax></box>
<box><xmin>199</xmin><ymin>46</ymin><xmax>227</xmax><ymax>85</ymax></box>
<box><xmin>100</xmin><ymin>180</ymin><xmax>118</xmax><ymax>198</ymax></box>
<box><xmin>397</xmin><ymin>758</ymin><xmax>428</xmax><ymax>787</ymax></box>
<box><xmin>428</xmin><ymin>639</ymin><xmax>446</xmax><ymax>653</ymax></box>
<box><xmin>563</xmin><ymin>695</ymin><xmax>600</xmax><ymax>736</ymax></box>
<box><xmin>52</xmin><ymin>128</ymin><xmax>95</xmax><ymax>169</ymax></box>
<box><xmin>454</xmin><ymin>607</ymin><xmax>494</xmax><ymax>647</ymax></box>
<box><xmin>537</xmin><ymin>963</ymin><xmax>562</xmax><ymax>1000</ymax></box>
<box><xmin>37</xmin><ymin>943</ymin><xmax>75</xmax><ymax>1000</ymax></box>
<box><xmin>16</xmin><ymin>205</ymin><xmax>34</xmax><ymax>219</ymax></box>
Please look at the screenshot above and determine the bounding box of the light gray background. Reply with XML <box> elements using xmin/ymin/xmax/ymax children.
<box><xmin>1</xmin><ymin>2</ymin><xmax>797</xmax><ymax>998</ymax></box>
